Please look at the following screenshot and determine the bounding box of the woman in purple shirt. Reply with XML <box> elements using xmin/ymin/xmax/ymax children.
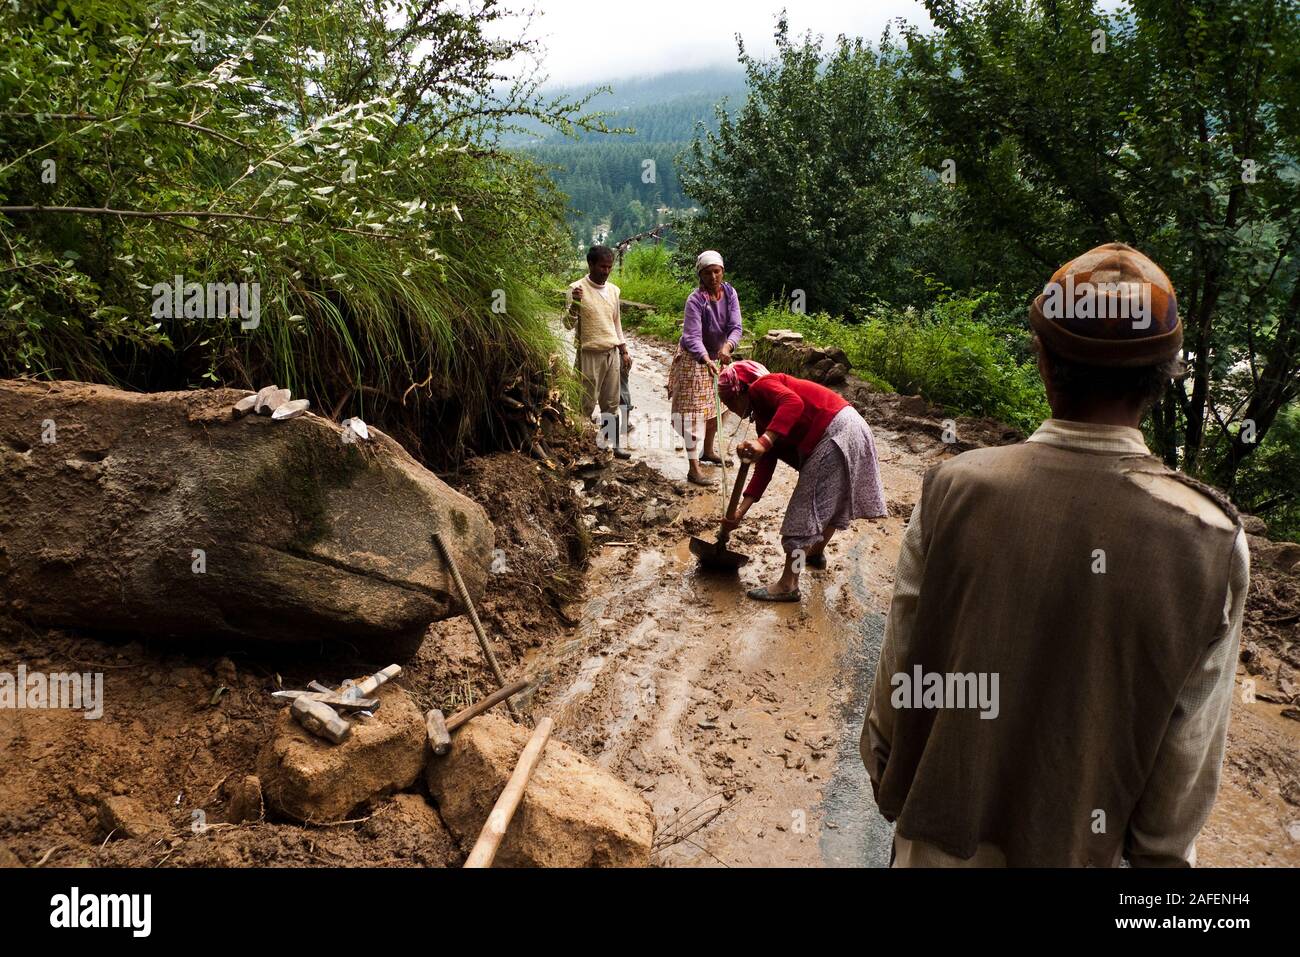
<box><xmin>667</xmin><ymin>250</ymin><xmax>743</xmax><ymax>485</ymax></box>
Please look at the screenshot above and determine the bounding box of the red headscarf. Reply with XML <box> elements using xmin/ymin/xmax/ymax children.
<box><xmin>717</xmin><ymin>359</ymin><xmax>769</xmax><ymax>403</ymax></box>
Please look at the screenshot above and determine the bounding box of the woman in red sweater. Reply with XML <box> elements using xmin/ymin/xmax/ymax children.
<box><xmin>718</xmin><ymin>360</ymin><xmax>887</xmax><ymax>601</ymax></box>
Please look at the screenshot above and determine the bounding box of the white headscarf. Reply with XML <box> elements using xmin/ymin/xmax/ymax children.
<box><xmin>695</xmin><ymin>250</ymin><xmax>724</xmax><ymax>274</ymax></box>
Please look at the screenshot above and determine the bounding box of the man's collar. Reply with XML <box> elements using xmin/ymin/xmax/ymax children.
<box><xmin>1026</xmin><ymin>418</ymin><xmax>1150</xmax><ymax>455</ymax></box>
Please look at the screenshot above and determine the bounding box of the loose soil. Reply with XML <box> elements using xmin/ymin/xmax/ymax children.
<box><xmin>0</xmin><ymin>330</ymin><xmax>1295</xmax><ymax>867</ymax></box>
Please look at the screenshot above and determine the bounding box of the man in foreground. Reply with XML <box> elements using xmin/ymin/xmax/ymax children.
<box><xmin>565</xmin><ymin>244</ymin><xmax>632</xmax><ymax>459</ymax></box>
<box><xmin>862</xmin><ymin>242</ymin><xmax>1249</xmax><ymax>867</ymax></box>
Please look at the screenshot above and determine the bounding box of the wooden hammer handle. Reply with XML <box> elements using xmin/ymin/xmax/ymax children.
<box><xmin>446</xmin><ymin>679</ymin><xmax>530</xmax><ymax>733</ymax></box>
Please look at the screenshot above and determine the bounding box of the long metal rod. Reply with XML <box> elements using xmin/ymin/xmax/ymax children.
<box><xmin>432</xmin><ymin>531</ymin><xmax>520</xmax><ymax>720</ymax></box>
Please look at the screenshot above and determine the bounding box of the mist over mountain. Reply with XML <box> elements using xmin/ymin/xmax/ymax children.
<box><xmin>508</xmin><ymin>68</ymin><xmax>746</xmax><ymax>248</ymax></box>
<box><xmin>503</xmin><ymin>67</ymin><xmax>747</xmax><ymax>146</ymax></box>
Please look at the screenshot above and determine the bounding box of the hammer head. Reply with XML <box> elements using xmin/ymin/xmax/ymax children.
<box><xmin>292</xmin><ymin>696</ymin><xmax>352</xmax><ymax>744</ymax></box>
<box><xmin>425</xmin><ymin>708</ymin><xmax>451</xmax><ymax>756</ymax></box>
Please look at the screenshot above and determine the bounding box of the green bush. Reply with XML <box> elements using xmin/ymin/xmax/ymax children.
<box><xmin>613</xmin><ymin>246</ymin><xmax>694</xmax><ymax>317</ymax></box>
<box><xmin>745</xmin><ymin>301</ymin><xmax>1048</xmax><ymax>434</ymax></box>
<box><xmin>1224</xmin><ymin>404</ymin><xmax>1300</xmax><ymax>542</ymax></box>
<box><xmin>0</xmin><ymin>0</ymin><xmax>597</xmax><ymax>467</ymax></box>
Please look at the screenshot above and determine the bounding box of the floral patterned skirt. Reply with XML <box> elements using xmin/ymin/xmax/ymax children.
<box><xmin>780</xmin><ymin>406</ymin><xmax>887</xmax><ymax>552</ymax></box>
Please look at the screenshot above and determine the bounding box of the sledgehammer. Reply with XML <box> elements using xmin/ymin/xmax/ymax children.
<box><xmin>425</xmin><ymin>678</ymin><xmax>530</xmax><ymax>757</ymax></box>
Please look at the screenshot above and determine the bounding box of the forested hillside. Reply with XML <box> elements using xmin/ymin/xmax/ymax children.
<box><xmin>511</xmin><ymin>69</ymin><xmax>746</xmax><ymax>247</ymax></box>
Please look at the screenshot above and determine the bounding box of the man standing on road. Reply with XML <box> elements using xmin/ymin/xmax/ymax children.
<box><xmin>565</xmin><ymin>244</ymin><xmax>632</xmax><ymax>459</ymax></box>
<box><xmin>862</xmin><ymin>242</ymin><xmax>1248</xmax><ymax>867</ymax></box>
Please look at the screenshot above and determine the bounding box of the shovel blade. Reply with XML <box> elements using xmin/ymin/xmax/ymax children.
<box><xmin>689</xmin><ymin>535</ymin><xmax>749</xmax><ymax>570</ymax></box>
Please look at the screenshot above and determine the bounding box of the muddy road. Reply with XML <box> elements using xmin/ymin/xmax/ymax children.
<box><xmin>528</xmin><ymin>334</ymin><xmax>941</xmax><ymax>866</ymax></box>
<box><xmin>532</xmin><ymin>331</ymin><xmax>1300</xmax><ymax>868</ymax></box>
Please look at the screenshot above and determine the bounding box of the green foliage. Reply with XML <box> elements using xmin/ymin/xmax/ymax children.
<box><xmin>1217</xmin><ymin>403</ymin><xmax>1300</xmax><ymax>542</ymax></box>
<box><xmin>901</xmin><ymin>0</ymin><xmax>1300</xmax><ymax>489</ymax></box>
<box><xmin>677</xmin><ymin>17</ymin><xmax>939</xmax><ymax>317</ymax></box>
<box><xmin>526</xmin><ymin>142</ymin><xmax>689</xmax><ymax>247</ymax></box>
<box><xmin>513</xmin><ymin>71</ymin><xmax>748</xmax><ymax>249</ymax></box>
<box><xmin>0</xmin><ymin>0</ymin><xmax>600</xmax><ymax>465</ymax></box>
<box><xmin>745</xmin><ymin>301</ymin><xmax>1049</xmax><ymax>433</ymax></box>
<box><xmin>612</xmin><ymin>244</ymin><xmax>694</xmax><ymax>319</ymax></box>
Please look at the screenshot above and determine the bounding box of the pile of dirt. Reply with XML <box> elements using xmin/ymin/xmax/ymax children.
<box><xmin>434</xmin><ymin>437</ymin><xmax>685</xmax><ymax>683</ymax></box>
<box><xmin>1239</xmin><ymin>533</ymin><xmax>1300</xmax><ymax>697</ymax></box>
<box><xmin>0</xmin><ymin>415</ymin><xmax>678</xmax><ymax>868</ymax></box>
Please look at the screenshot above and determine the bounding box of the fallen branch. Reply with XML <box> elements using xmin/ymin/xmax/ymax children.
<box><xmin>652</xmin><ymin>786</ymin><xmax>751</xmax><ymax>852</ymax></box>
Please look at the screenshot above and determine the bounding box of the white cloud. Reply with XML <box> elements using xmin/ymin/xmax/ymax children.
<box><xmin>491</xmin><ymin>0</ymin><xmax>935</xmax><ymax>86</ymax></box>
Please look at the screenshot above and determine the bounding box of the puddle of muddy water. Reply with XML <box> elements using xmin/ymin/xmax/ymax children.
<box><xmin>820</xmin><ymin>605</ymin><xmax>894</xmax><ymax>867</ymax></box>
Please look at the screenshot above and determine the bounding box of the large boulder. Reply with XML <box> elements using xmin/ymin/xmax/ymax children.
<box><xmin>752</xmin><ymin>331</ymin><xmax>851</xmax><ymax>386</ymax></box>
<box><xmin>427</xmin><ymin>713</ymin><xmax>655</xmax><ymax>867</ymax></box>
<box><xmin>257</xmin><ymin>684</ymin><xmax>426</xmax><ymax>823</ymax></box>
<box><xmin>0</xmin><ymin>379</ymin><xmax>492</xmax><ymax>651</ymax></box>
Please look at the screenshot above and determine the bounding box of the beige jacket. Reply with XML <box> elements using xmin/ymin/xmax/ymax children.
<box><xmin>865</xmin><ymin>419</ymin><xmax>1249</xmax><ymax>867</ymax></box>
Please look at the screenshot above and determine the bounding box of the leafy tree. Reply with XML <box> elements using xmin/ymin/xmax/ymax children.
<box><xmin>901</xmin><ymin>0</ymin><xmax>1300</xmax><ymax>492</ymax></box>
<box><xmin>0</xmin><ymin>0</ymin><xmax>600</xmax><ymax>464</ymax></box>
<box><xmin>677</xmin><ymin>17</ymin><xmax>934</xmax><ymax>316</ymax></box>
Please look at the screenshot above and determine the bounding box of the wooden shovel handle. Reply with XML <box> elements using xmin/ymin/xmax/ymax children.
<box><xmin>725</xmin><ymin>461</ymin><xmax>751</xmax><ymax>520</ymax></box>
<box><xmin>464</xmin><ymin>717</ymin><xmax>554</xmax><ymax>868</ymax></box>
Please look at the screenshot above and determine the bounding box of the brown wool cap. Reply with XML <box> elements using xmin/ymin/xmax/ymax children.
<box><xmin>1029</xmin><ymin>242</ymin><xmax>1182</xmax><ymax>367</ymax></box>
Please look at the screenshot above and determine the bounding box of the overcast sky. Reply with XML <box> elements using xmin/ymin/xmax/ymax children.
<box><xmin>492</xmin><ymin>0</ymin><xmax>937</xmax><ymax>86</ymax></box>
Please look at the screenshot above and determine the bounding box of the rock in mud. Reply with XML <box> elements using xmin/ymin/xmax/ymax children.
<box><xmin>0</xmin><ymin>843</ymin><xmax>23</xmax><ymax>867</ymax></box>
<box><xmin>358</xmin><ymin>793</ymin><xmax>462</xmax><ymax>867</ymax></box>
<box><xmin>258</xmin><ymin>685</ymin><xmax>425</xmax><ymax>823</ymax></box>
<box><xmin>426</xmin><ymin>712</ymin><xmax>655</xmax><ymax>867</ymax></box>
<box><xmin>0</xmin><ymin>379</ymin><xmax>492</xmax><ymax>653</ymax></box>
<box><xmin>753</xmin><ymin>333</ymin><xmax>850</xmax><ymax>385</ymax></box>
<box><xmin>98</xmin><ymin>795</ymin><xmax>172</xmax><ymax>840</ymax></box>
<box><xmin>226</xmin><ymin>774</ymin><xmax>264</xmax><ymax>824</ymax></box>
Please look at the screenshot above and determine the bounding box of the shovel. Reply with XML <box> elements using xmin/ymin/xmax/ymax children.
<box><xmin>690</xmin><ymin>460</ymin><xmax>751</xmax><ymax>570</ymax></box>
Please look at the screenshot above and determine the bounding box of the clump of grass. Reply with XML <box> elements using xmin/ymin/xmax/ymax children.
<box><xmin>0</xmin><ymin>0</ymin><xmax>596</xmax><ymax>472</ymax></box>
<box><xmin>745</xmin><ymin>302</ymin><xmax>1047</xmax><ymax>432</ymax></box>
<box><xmin>613</xmin><ymin>245</ymin><xmax>696</xmax><ymax>334</ymax></box>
